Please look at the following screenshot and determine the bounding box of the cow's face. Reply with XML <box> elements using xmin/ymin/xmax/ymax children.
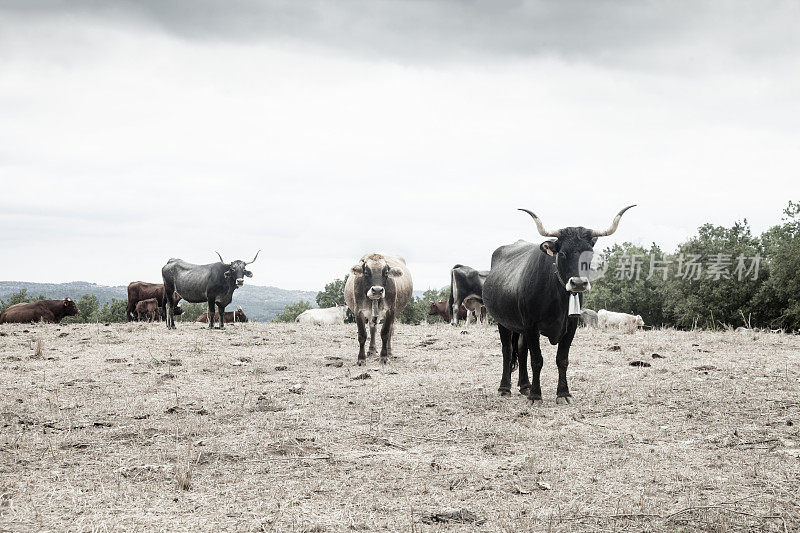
<box><xmin>224</xmin><ymin>260</ymin><xmax>253</xmax><ymax>287</ymax></box>
<box><xmin>235</xmin><ymin>309</ymin><xmax>248</xmax><ymax>322</ymax></box>
<box><xmin>63</xmin><ymin>298</ymin><xmax>79</xmax><ymax>316</ymax></box>
<box><xmin>540</xmin><ymin>227</ymin><xmax>596</xmax><ymax>293</ymax></box>
<box><xmin>428</xmin><ymin>302</ymin><xmax>440</xmax><ymax>316</ymax></box>
<box><xmin>350</xmin><ymin>256</ymin><xmax>403</xmax><ymax>300</ymax></box>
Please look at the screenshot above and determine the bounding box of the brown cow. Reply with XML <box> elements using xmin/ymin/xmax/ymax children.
<box><xmin>195</xmin><ymin>308</ymin><xmax>248</xmax><ymax>324</ymax></box>
<box><xmin>427</xmin><ymin>301</ymin><xmax>472</xmax><ymax>323</ymax></box>
<box><xmin>0</xmin><ymin>298</ymin><xmax>80</xmax><ymax>324</ymax></box>
<box><xmin>135</xmin><ymin>298</ymin><xmax>161</xmax><ymax>322</ymax></box>
<box><xmin>126</xmin><ymin>281</ymin><xmax>181</xmax><ymax>322</ymax></box>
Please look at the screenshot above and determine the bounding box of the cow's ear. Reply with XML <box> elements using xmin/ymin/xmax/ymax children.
<box><xmin>590</xmin><ymin>236</ymin><xmax>599</xmax><ymax>246</ymax></box>
<box><xmin>224</xmin><ymin>270</ymin><xmax>232</xmax><ymax>278</ymax></box>
<box><xmin>388</xmin><ymin>267</ymin><xmax>403</xmax><ymax>278</ymax></box>
<box><xmin>350</xmin><ymin>264</ymin><xmax>364</xmax><ymax>275</ymax></box>
<box><xmin>244</xmin><ymin>270</ymin><xmax>253</xmax><ymax>278</ymax></box>
<box><xmin>540</xmin><ymin>240</ymin><xmax>558</xmax><ymax>257</ymax></box>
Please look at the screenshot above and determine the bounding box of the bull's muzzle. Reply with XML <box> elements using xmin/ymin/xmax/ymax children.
<box><xmin>565</xmin><ymin>276</ymin><xmax>590</xmax><ymax>293</ymax></box>
<box><xmin>236</xmin><ymin>278</ymin><xmax>244</xmax><ymax>287</ymax></box>
<box><xmin>368</xmin><ymin>286</ymin><xmax>385</xmax><ymax>300</ymax></box>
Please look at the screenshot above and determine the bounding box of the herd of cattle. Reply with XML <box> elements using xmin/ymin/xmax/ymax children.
<box><xmin>0</xmin><ymin>206</ymin><xmax>642</xmax><ymax>401</ymax></box>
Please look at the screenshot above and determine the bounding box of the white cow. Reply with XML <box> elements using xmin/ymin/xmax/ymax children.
<box><xmin>598</xmin><ymin>309</ymin><xmax>644</xmax><ymax>333</ymax></box>
<box><xmin>295</xmin><ymin>306</ymin><xmax>347</xmax><ymax>326</ymax></box>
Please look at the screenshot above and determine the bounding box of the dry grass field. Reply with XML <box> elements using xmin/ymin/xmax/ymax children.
<box><xmin>1</xmin><ymin>321</ymin><xmax>798</xmax><ymax>532</ymax></box>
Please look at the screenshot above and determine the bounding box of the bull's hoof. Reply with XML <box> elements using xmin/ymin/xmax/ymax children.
<box><xmin>519</xmin><ymin>386</ymin><xmax>531</xmax><ymax>396</ymax></box>
<box><xmin>556</xmin><ymin>396</ymin><xmax>572</xmax><ymax>405</ymax></box>
<box><xmin>367</xmin><ymin>349</ymin><xmax>377</xmax><ymax>357</ymax></box>
<box><xmin>498</xmin><ymin>387</ymin><xmax>512</xmax><ymax>396</ymax></box>
<box><xmin>357</xmin><ymin>358</ymin><xmax>366</xmax><ymax>366</ymax></box>
<box><xmin>379</xmin><ymin>356</ymin><xmax>389</xmax><ymax>365</ymax></box>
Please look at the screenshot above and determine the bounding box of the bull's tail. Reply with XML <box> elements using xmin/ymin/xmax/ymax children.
<box><xmin>510</xmin><ymin>332</ymin><xmax>519</xmax><ymax>373</ymax></box>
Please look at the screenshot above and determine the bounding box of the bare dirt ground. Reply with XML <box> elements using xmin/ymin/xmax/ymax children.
<box><xmin>1</xmin><ymin>321</ymin><xmax>798</xmax><ymax>532</ymax></box>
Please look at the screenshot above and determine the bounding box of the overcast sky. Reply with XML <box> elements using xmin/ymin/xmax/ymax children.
<box><xmin>1</xmin><ymin>1</ymin><xmax>798</xmax><ymax>291</ymax></box>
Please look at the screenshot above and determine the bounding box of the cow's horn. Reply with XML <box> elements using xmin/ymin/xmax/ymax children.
<box><xmin>518</xmin><ymin>209</ymin><xmax>561</xmax><ymax>237</ymax></box>
<box><xmin>215</xmin><ymin>251</ymin><xmax>230</xmax><ymax>265</ymax></box>
<box><xmin>246</xmin><ymin>250</ymin><xmax>260</xmax><ymax>265</ymax></box>
<box><xmin>590</xmin><ymin>205</ymin><xmax>637</xmax><ymax>237</ymax></box>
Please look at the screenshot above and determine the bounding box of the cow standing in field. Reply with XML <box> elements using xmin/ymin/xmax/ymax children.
<box><xmin>126</xmin><ymin>282</ymin><xmax>182</xmax><ymax>322</ymax></box>
<box><xmin>581</xmin><ymin>309</ymin><xmax>599</xmax><ymax>328</ymax></box>
<box><xmin>196</xmin><ymin>308</ymin><xmax>248</xmax><ymax>324</ymax></box>
<box><xmin>598</xmin><ymin>309</ymin><xmax>644</xmax><ymax>333</ymax></box>
<box><xmin>345</xmin><ymin>253</ymin><xmax>413</xmax><ymax>365</ymax></box>
<box><xmin>135</xmin><ymin>298</ymin><xmax>161</xmax><ymax>322</ymax></box>
<box><xmin>427</xmin><ymin>301</ymin><xmax>472</xmax><ymax>323</ymax></box>
<box><xmin>449</xmin><ymin>264</ymin><xmax>489</xmax><ymax>326</ymax></box>
<box><xmin>296</xmin><ymin>306</ymin><xmax>346</xmax><ymax>326</ymax></box>
<box><xmin>162</xmin><ymin>251</ymin><xmax>259</xmax><ymax>329</ymax></box>
<box><xmin>483</xmin><ymin>205</ymin><xmax>635</xmax><ymax>403</ymax></box>
<box><xmin>462</xmin><ymin>296</ymin><xmax>488</xmax><ymax>326</ymax></box>
<box><xmin>0</xmin><ymin>298</ymin><xmax>80</xmax><ymax>324</ymax></box>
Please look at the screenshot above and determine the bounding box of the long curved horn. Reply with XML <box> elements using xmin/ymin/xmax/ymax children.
<box><xmin>518</xmin><ymin>208</ymin><xmax>561</xmax><ymax>237</ymax></box>
<box><xmin>246</xmin><ymin>250</ymin><xmax>260</xmax><ymax>265</ymax></box>
<box><xmin>591</xmin><ymin>205</ymin><xmax>637</xmax><ymax>237</ymax></box>
<box><xmin>215</xmin><ymin>251</ymin><xmax>230</xmax><ymax>265</ymax></box>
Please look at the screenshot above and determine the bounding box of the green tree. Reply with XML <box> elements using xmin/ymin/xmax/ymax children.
<box><xmin>274</xmin><ymin>300</ymin><xmax>313</xmax><ymax>322</ymax></box>
<box><xmin>316</xmin><ymin>276</ymin><xmax>348</xmax><ymax>308</ymax></box>
<box><xmin>757</xmin><ymin>201</ymin><xmax>800</xmax><ymax>330</ymax></box>
<box><xmin>97</xmin><ymin>298</ymin><xmax>128</xmax><ymax>323</ymax></box>
<box><xmin>177</xmin><ymin>302</ymin><xmax>206</xmax><ymax>322</ymax></box>
<box><xmin>0</xmin><ymin>289</ymin><xmax>46</xmax><ymax>314</ymax></box>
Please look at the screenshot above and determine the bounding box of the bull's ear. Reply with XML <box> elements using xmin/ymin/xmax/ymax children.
<box><xmin>388</xmin><ymin>267</ymin><xmax>403</xmax><ymax>278</ymax></box>
<box><xmin>245</xmin><ymin>270</ymin><xmax>253</xmax><ymax>278</ymax></box>
<box><xmin>224</xmin><ymin>270</ymin><xmax>232</xmax><ymax>278</ymax></box>
<box><xmin>540</xmin><ymin>240</ymin><xmax>558</xmax><ymax>257</ymax></box>
<box><xmin>350</xmin><ymin>264</ymin><xmax>364</xmax><ymax>275</ymax></box>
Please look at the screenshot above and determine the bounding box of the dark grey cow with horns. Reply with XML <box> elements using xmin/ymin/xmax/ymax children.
<box><xmin>483</xmin><ymin>205</ymin><xmax>635</xmax><ymax>404</ymax></box>
<box><xmin>162</xmin><ymin>251</ymin><xmax>259</xmax><ymax>329</ymax></box>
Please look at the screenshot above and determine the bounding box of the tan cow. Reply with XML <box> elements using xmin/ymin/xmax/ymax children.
<box><xmin>344</xmin><ymin>253</ymin><xmax>413</xmax><ymax>365</ymax></box>
<box><xmin>135</xmin><ymin>298</ymin><xmax>161</xmax><ymax>322</ymax></box>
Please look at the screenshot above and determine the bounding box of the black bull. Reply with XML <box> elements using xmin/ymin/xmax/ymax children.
<box><xmin>162</xmin><ymin>251</ymin><xmax>258</xmax><ymax>330</ymax></box>
<box><xmin>483</xmin><ymin>206</ymin><xmax>635</xmax><ymax>404</ymax></box>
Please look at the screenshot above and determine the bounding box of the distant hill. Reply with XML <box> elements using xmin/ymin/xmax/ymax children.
<box><xmin>0</xmin><ymin>281</ymin><xmax>318</xmax><ymax>322</ymax></box>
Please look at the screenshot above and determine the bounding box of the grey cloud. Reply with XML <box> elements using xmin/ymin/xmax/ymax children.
<box><xmin>3</xmin><ymin>1</ymin><xmax>799</xmax><ymax>68</ymax></box>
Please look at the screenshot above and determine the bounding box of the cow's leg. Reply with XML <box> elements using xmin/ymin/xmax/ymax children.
<box><xmin>154</xmin><ymin>308</ymin><xmax>161</xmax><ymax>322</ymax></box>
<box><xmin>555</xmin><ymin>321</ymin><xmax>578</xmax><ymax>404</ymax></box>
<box><xmin>216</xmin><ymin>303</ymin><xmax>225</xmax><ymax>329</ymax></box>
<box><xmin>528</xmin><ymin>329</ymin><xmax>544</xmax><ymax>404</ymax></box>
<box><xmin>207</xmin><ymin>300</ymin><xmax>215</xmax><ymax>329</ymax></box>
<box><xmin>498</xmin><ymin>324</ymin><xmax>514</xmax><ymax>395</ymax></box>
<box><xmin>356</xmin><ymin>312</ymin><xmax>368</xmax><ymax>365</ymax></box>
<box><xmin>126</xmin><ymin>300</ymin><xmax>135</xmax><ymax>322</ymax></box>
<box><xmin>379</xmin><ymin>311</ymin><xmax>395</xmax><ymax>364</ymax></box>
<box><xmin>481</xmin><ymin>306</ymin><xmax>488</xmax><ymax>326</ymax></box>
<box><xmin>367</xmin><ymin>315</ymin><xmax>378</xmax><ymax>357</ymax></box>
<box><xmin>516</xmin><ymin>333</ymin><xmax>531</xmax><ymax>395</ymax></box>
<box><xmin>464</xmin><ymin>306</ymin><xmax>472</xmax><ymax>327</ymax></box>
<box><xmin>450</xmin><ymin>301</ymin><xmax>459</xmax><ymax>326</ymax></box>
<box><xmin>163</xmin><ymin>284</ymin><xmax>176</xmax><ymax>329</ymax></box>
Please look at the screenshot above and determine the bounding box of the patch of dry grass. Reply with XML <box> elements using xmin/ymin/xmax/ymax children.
<box><xmin>0</xmin><ymin>322</ymin><xmax>798</xmax><ymax>531</ymax></box>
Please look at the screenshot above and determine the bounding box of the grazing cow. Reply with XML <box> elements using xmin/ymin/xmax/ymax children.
<box><xmin>0</xmin><ymin>298</ymin><xmax>80</xmax><ymax>324</ymax></box>
<box><xmin>483</xmin><ymin>205</ymin><xmax>635</xmax><ymax>403</ymax></box>
<box><xmin>580</xmin><ymin>309</ymin><xmax>599</xmax><ymax>328</ymax></box>
<box><xmin>296</xmin><ymin>306</ymin><xmax>347</xmax><ymax>326</ymax></box>
<box><xmin>126</xmin><ymin>281</ymin><xmax>182</xmax><ymax>322</ymax></box>
<box><xmin>449</xmin><ymin>264</ymin><xmax>489</xmax><ymax>326</ymax></box>
<box><xmin>344</xmin><ymin>253</ymin><xmax>413</xmax><ymax>365</ymax></box>
<box><xmin>135</xmin><ymin>298</ymin><xmax>161</xmax><ymax>322</ymax></box>
<box><xmin>597</xmin><ymin>309</ymin><xmax>644</xmax><ymax>333</ymax></box>
<box><xmin>196</xmin><ymin>308</ymin><xmax>248</xmax><ymax>323</ymax></box>
<box><xmin>427</xmin><ymin>300</ymin><xmax>471</xmax><ymax>323</ymax></box>
<box><xmin>162</xmin><ymin>251</ymin><xmax>259</xmax><ymax>329</ymax></box>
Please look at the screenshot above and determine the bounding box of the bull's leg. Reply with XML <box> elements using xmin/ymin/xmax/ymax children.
<box><xmin>356</xmin><ymin>312</ymin><xmax>368</xmax><ymax>365</ymax></box>
<box><xmin>481</xmin><ymin>306</ymin><xmax>488</xmax><ymax>326</ymax></box>
<box><xmin>216</xmin><ymin>303</ymin><xmax>225</xmax><ymax>329</ymax></box>
<box><xmin>126</xmin><ymin>301</ymin><xmax>135</xmax><ymax>322</ymax></box>
<box><xmin>528</xmin><ymin>329</ymin><xmax>544</xmax><ymax>404</ymax></box>
<box><xmin>450</xmin><ymin>302</ymin><xmax>459</xmax><ymax>326</ymax></box>
<box><xmin>555</xmin><ymin>321</ymin><xmax>577</xmax><ymax>404</ymax></box>
<box><xmin>207</xmin><ymin>300</ymin><xmax>215</xmax><ymax>330</ymax></box>
<box><xmin>516</xmin><ymin>333</ymin><xmax>531</xmax><ymax>395</ymax></box>
<box><xmin>379</xmin><ymin>311</ymin><xmax>395</xmax><ymax>364</ymax></box>
<box><xmin>498</xmin><ymin>324</ymin><xmax>514</xmax><ymax>395</ymax></box>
